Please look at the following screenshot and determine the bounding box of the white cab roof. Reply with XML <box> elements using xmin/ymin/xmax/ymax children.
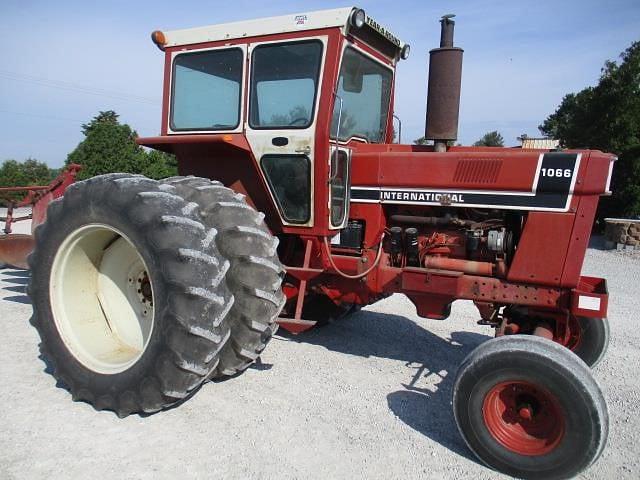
<box><xmin>160</xmin><ymin>6</ymin><xmax>406</xmax><ymax>51</ymax></box>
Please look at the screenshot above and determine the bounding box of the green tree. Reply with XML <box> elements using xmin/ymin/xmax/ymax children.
<box><xmin>540</xmin><ymin>42</ymin><xmax>640</xmax><ymax>152</ymax></box>
<box><xmin>413</xmin><ymin>136</ymin><xmax>429</xmax><ymax>145</ymax></box>
<box><xmin>0</xmin><ymin>158</ymin><xmax>55</xmax><ymax>203</ymax></box>
<box><xmin>67</xmin><ymin>110</ymin><xmax>178</xmax><ymax>180</ymax></box>
<box><xmin>473</xmin><ymin>131</ymin><xmax>504</xmax><ymax>147</ymax></box>
<box><xmin>67</xmin><ymin>111</ymin><xmax>146</xmax><ymax>180</ymax></box>
<box><xmin>142</xmin><ymin>150</ymin><xmax>178</xmax><ymax>180</ymax></box>
<box><xmin>0</xmin><ymin>158</ymin><xmax>54</xmax><ymax>187</ymax></box>
<box><xmin>610</xmin><ymin>145</ymin><xmax>640</xmax><ymax>217</ymax></box>
<box><xmin>540</xmin><ymin>41</ymin><xmax>640</xmax><ymax>219</ymax></box>
<box><xmin>81</xmin><ymin>110</ymin><xmax>120</xmax><ymax>136</ymax></box>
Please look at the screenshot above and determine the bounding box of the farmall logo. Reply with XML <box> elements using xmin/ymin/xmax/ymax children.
<box><xmin>294</xmin><ymin>15</ymin><xmax>308</xmax><ymax>26</ymax></box>
<box><xmin>381</xmin><ymin>190</ymin><xmax>465</xmax><ymax>204</ymax></box>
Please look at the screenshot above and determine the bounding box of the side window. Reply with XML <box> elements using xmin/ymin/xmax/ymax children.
<box><xmin>250</xmin><ymin>41</ymin><xmax>323</xmax><ymax>129</ymax></box>
<box><xmin>171</xmin><ymin>48</ymin><xmax>243</xmax><ymax>131</ymax></box>
<box><xmin>331</xmin><ymin>48</ymin><xmax>393</xmax><ymax>143</ymax></box>
<box><xmin>261</xmin><ymin>155</ymin><xmax>311</xmax><ymax>223</ymax></box>
<box><xmin>330</xmin><ymin>149</ymin><xmax>350</xmax><ymax>227</ymax></box>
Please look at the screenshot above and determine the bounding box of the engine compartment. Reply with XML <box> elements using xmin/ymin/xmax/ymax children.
<box><xmin>338</xmin><ymin>207</ymin><xmax>524</xmax><ymax>278</ymax></box>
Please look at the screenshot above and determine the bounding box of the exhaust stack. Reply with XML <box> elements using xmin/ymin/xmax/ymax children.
<box><xmin>425</xmin><ymin>15</ymin><xmax>464</xmax><ymax>152</ymax></box>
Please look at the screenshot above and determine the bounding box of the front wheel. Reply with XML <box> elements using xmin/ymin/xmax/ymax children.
<box><xmin>571</xmin><ymin>316</ymin><xmax>610</xmax><ymax>368</ymax></box>
<box><xmin>453</xmin><ymin>335</ymin><xmax>608</xmax><ymax>479</ymax></box>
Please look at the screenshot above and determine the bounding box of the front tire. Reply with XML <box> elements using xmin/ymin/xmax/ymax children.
<box><xmin>453</xmin><ymin>335</ymin><xmax>608</xmax><ymax>479</ymax></box>
<box><xmin>29</xmin><ymin>174</ymin><xmax>233</xmax><ymax>416</ymax></box>
<box><xmin>572</xmin><ymin>316</ymin><xmax>610</xmax><ymax>368</ymax></box>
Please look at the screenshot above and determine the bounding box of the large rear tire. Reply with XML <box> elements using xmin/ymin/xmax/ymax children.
<box><xmin>453</xmin><ymin>335</ymin><xmax>608</xmax><ymax>479</ymax></box>
<box><xmin>162</xmin><ymin>177</ymin><xmax>285</xmax><ymax>377</ymax></box>
<box><xmin>29</xmin><ymin>174</ymin><xmax>233</xmax><ymax>416</ymax></box>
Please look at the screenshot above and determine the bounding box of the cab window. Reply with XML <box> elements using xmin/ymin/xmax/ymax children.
<box><xmin>331</xmin><ymin>47</ymin><xmax>393</xmax><ymax>143</ymax></box>
<box><xmin>261</xmin><ymin>155</ymin><xmax>311</xmax><ymax>223</ymax></box>
<box><xmin>250</xmin><ymin>40</ymin><xmax>323</xmax><ymax>129</ymax></box>
<box><xmin>171</xmin><ymin>48</ymin><xmax>243</xmax><ymax>131</ymax></box>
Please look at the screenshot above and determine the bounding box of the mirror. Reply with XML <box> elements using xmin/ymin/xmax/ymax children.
<box><xmin>342</xmin><ymin>66</ymin><xmax>363</xmax><ymax>93</ymax></box>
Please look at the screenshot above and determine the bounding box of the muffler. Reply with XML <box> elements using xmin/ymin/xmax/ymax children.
<box><xmin>425</xmin><ymin>14</ymin><xmax>464</xmax><ymax>152</ymax></box>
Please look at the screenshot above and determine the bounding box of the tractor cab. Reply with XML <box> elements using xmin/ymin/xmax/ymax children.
<box><xmin>139</xmin><ymin>7</ymin><xmax>409</xmax><ymax>234</ymax></box>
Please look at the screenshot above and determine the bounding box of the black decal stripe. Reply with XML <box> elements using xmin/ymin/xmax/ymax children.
<box><xmin>350</xmin><ymin>153</ymin><xmax>579</xmax><ymax>212</ymax></box>
<box><xmin>351</xmin><ymin>189</ymin><xmax>379</xmax><ymax>201</ymax></box>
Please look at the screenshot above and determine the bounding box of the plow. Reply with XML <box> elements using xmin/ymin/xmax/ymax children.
<box><xmin>0</xmin><ymin>164</ymin><xmax>81</xmax><ymax>269</ymax></box>
<box><xmin>14</xmin><ymin>7</ymin><xmax>618</xmax><ymax>479</ymax></box>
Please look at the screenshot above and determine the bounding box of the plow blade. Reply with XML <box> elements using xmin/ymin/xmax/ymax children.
<box><xmin>0</xmin><ymin>234</ymin><xmax>34</xmax><ymax>270</ymax></box>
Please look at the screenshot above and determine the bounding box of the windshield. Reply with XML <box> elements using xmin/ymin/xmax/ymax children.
<box><xmin>170</xmin><ymin>48</ymin><xmax>243</xmax><ymax>131</ymax></box>
<box><xmin>250</xmin><ymin>40</ymin><xmax>323</xmax><ymax>129</ymax></box>
<box><xmin>331</xmin><ymin>47</ymin><xmax>393</xmax><ymax>143</ymax></box>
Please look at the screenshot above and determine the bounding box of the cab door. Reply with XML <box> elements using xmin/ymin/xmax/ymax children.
<box><xmin>244</xmin><ymin>37</ymin><xmax>327</xmax><ymax>228</ymax></box>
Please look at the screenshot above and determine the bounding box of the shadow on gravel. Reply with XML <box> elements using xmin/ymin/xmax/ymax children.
<box><xmin>2</xmin><ymin>269</ymin><xmax>30</xmax><ymax>277</ymax></box>
<box><xmin>3</xmin><ymin>276</ymin><xmax>29</xmax><ymax>285</ymax></box>
<box><xmin>4</xmin><ymin>284</ymin><xmax>27</xmax><ymax>294</ymax></box>
<box><xmin>1</xmin><ymin>269</ymin><xmax>31</xmax><ymax>304</ymax></box>
<box><xmin>279</xmin><ymin>310</ymin><xmax>489</xmax><ymax>464</ymax></box>
<box><xmin>588</xmin><ymin>235</ymin><xmax>609</xmax><ymax>250</ymax></box>
<box><xmin>2</xmin><ymin>294</ymin><xmax>31</xmax><ymax>304</ymax></box>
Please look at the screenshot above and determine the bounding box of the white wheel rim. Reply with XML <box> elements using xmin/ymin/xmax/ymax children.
<box><xmin>50</xmin><ymin>224</ymin><xmax>155</xmax><ymax>374</ymax></box>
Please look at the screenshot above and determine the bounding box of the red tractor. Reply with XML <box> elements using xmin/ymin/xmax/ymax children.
<box><xmin>28</xmin><ymin>8</ymin><xmax>614</xmax><ymax>479</ymax></box>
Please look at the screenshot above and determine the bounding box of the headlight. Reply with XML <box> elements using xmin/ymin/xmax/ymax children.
<box><xmin>400</xmin><ymin>44</ymin><xmax>411</xmax><ymax>60</ymax></box>
<box><xmin>350</xmin><ymin>8</ymin><xmax>366</xmax><ymax>28</ymax></box>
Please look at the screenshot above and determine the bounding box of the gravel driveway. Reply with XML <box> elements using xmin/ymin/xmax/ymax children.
<box><xmin>1</xmin><ymin>225</ymin><xmax>638</xmax><ymax>479</ymax></box>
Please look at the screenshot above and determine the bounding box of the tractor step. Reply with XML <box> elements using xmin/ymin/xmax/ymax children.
<box><xmin>276</xmin><ymin>317</ymin><xmax>317</xmax><ymax>334</ymax></box>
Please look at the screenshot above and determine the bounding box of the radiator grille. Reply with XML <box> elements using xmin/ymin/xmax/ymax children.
<box><xmin>453</xmin><ymin>159</ymin><xmax>502</xmax><ymax>184</ymax></box>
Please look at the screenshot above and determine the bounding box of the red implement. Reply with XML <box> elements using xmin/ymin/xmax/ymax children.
<box><xmin>0</xmin><ymin>164</ymin><xmax>80</xmax><ymax>269</ymax></box>
<box><xmin>0</xmin><ymin>234</ymin><xmax>34</xmax><ymax>269</ymax></box>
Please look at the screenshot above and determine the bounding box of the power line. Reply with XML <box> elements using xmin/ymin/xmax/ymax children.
<box><xmin>0</xmin><ymin>70</ymin><xmax>161</xmax><ymax>107</ymax></box>
<box><xmin>0</xmin><ymin>109</ymin><xmax>86</xmax><ymax>124</ymax></box>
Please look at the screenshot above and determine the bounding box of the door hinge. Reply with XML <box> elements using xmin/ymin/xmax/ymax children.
<box><xmin>295</xmin><ymin>146</ymin><xmax>312</xmax><ymax>155</ymax></box>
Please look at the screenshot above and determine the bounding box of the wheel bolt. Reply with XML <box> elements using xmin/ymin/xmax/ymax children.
<box><xmin>518</xmin><ymin>406</ymin><xmax>533</xmax><ymax>421</ymax></box>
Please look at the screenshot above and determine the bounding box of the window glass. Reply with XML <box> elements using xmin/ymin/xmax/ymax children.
<box><xmin>261</xmin><ymin>155</ymin><xmax>311</xmax><ymax>223</ymax></box>
<box><xmin>330</xmin><ymin>150</ymin><xmax>350</xmax><ymax>227</ymax></box>
<box><xmin>331</xmin><ymin>48</ymin><xmax>393</xmax><ymax>143</ymax></box>
<box><xmin>250</xmin><ymin>41</ymin><xmax>323</xmax><ymax>128</ymax></box>
<box><xmin>171</xmin><ymin>48</ymin><xmax>243</xmax><ymax>131</ymax></box>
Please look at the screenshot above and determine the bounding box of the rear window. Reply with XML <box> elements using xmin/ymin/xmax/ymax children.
<box><xmin>171</xmin><ymin>48</ymin><xmax>243</xmax><ymax>131</ymax></box>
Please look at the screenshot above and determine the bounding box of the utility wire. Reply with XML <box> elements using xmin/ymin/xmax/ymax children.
<box><xmin>0</xmin><ymin>109</ymin><xmax>86</xmax><ymax>124</ymax></box>
<box><xmin>0</xmin><ymin>70</ymin><xmax>161</xmax><ymax>107</ymax></box>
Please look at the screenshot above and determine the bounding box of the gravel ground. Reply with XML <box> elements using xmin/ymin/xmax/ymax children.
<box><xmin>1</xmin><ymin>215</ymin><xmax>638</xmax><ymax>479</ymax></box>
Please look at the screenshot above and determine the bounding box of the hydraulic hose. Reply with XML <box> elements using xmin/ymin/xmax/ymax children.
<box><xmin>323</xmin><ymin>233</ymin><xmax>386</xmax><ymax>279</ymax></box>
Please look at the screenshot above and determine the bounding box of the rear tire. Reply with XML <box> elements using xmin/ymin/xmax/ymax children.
<box><xmin>29</xmin><ymin>174</ymin><xmax>233</xmax><ymax>416</ymax></box>
<box><xmin>162</xmin><ymin>176</ymin><xmax>285</xmax><ymax>377</ymax></box>
<box><xmin>453</xmin><ymin>335</ymin><xmax>608</xmax><ymax>479</ymax></box>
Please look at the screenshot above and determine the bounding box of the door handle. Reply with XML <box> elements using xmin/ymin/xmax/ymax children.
<box><xmin>295</xmin><ymin>146</ymin><xmax>312</xmax><ymax>155</ymax></box>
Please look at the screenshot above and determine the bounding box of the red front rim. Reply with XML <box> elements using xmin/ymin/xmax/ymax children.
<box><xmin>482</xmin><ymin>381</ymin><xmax>565</xmax><ymax>456</ymax></box>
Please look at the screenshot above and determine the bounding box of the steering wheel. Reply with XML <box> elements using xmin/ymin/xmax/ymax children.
<box><xmin>288</xmin><ymin>117</ymin><xmax>308</xmax><ymax>126</ymax></box>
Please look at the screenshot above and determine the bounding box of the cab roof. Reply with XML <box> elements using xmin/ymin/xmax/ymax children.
<box><xmin>157</xmin><ymin>7</ymin><xmax>407</xmax><ymax>60</ymax></box>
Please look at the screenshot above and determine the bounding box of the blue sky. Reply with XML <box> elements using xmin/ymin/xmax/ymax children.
<box><xmin>1</xmin><ymin>0</ymin><xmax>638</xmax><ymax>167</ymax></box>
